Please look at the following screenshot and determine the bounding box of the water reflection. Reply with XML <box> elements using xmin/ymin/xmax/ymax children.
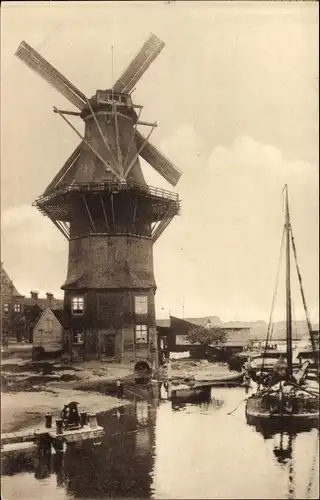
<box><xmin>1</xmin><ymin>386</ymin><xmax>319</xmax><ymax>500</ymax></box>
<box><xmin>60</xmin><ymin>391</ymin><xmax>159</xmax><ymax>498</ymax></box>
<box><xmin>252</xmin><ymin>424</ymin><xmax>319</xmax><ymax>500</ymax></box>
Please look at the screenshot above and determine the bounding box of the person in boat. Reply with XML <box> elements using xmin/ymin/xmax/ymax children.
<box><xmin>268</xmin><ymin>355</ymin><xmax>288</xmax><ymax>386</ymax></box>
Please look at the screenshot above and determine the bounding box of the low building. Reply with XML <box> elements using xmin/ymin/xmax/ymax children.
<box><xmin>0</xmin><ymin>263</ymin><xmax>63</xmax><ymax>343</ymax></box>
<box><xmin>155</xmin><ymin>316</ymin><xmax>318</xmax><ymax>360</ymax></box>
<box><xmin>1</xmin><ymin>263</ymin><xmax>25</xmax><ymax>342</ymax></box>
<box><xmin>156</xmin><ymin>315</ymin><xmax>251</xmax><ymax>358</ymax></box>
<box><xmin>33</xmin><ymin>307</ymin><xmax>64</xmax><ymax>358</ymax></box>
<box><xmin>248</xmin><ymin>320</ymin><xmax>315</xmax><ymax>350</ymax></box>
<box><xmin>24</xmin><ymin>291</ymin><xmax>63</xmax><ymax>342</ymax></box>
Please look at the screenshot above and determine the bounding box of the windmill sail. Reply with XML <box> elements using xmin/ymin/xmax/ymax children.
<box><xmin>112</xmin><ymin>34</ymin><xmax>165</xmax><ymax>94</ymax></box>
<box><xmin>15</xmin><ymin>41</ymin><xmax>87</xmax><ymax>110</ymax></box>
<box><xmin>135</xmin><ymin>131</ymin><xmax>182</xmax><ymax>186</ymax></box>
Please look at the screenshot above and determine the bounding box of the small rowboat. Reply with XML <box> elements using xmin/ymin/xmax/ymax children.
<box><xmin>171</xmin><ymin>383</ymin><xmax>211</xmax><ymax>403</ymax></box>
<box><xmin>194</xmin><ymin>371</ymin><xmax>245</xmax><ymax>387</ymax></box>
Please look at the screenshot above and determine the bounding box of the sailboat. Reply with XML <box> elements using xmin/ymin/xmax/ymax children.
<box><xmin>245</xmin><ymin>185</ymin><xmax>319</xmax><ymax>428</ymax></box>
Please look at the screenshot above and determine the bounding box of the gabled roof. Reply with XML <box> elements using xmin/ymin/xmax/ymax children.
<box><xmin>51</xmin><ymin>309</ymin><xmax>67</xmax><ymax>325</ymax></box>
<box><xmin>225</xmin><ymin>329</ymin><xmax>251</xmax><ymax>344</ymax></box>
<box><xmin>0</xmin><ymin>263</ymin><xmax>24</xmax><ymax>297</ymax></box>
<box><xmin>248</xmin><ymin>320</ymin><xmax>318</xmax><ymax>341</ymax></box>
<box><xmin>223</xmin><ymin>321</ymin><xmax>266</xmax><ymax>330</ymax></box>
<box><xmin>156</xmin><ymin>319</ymin><xmax>171</xmax><ymax>328</ymax></box>
<box><xmin>34</xmin><ymin>307</ymin><xmax>67</xmax><ymax>331</ymax></box>
<box><xmin>170</xmin><ymin>315</ymin><xmax>222</xmax><ymax>327</ymax></box>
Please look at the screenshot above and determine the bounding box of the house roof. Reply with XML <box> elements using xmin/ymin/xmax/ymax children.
<box><xmin>35</xmin><ymin>307</ymin><xmax>68</xmax><ymax>329</ymax></box>
<box><xmin>0</xmin><ymin>263</ymin><xmax>24</xmax><ymax>297</ymax></box>
<box><xmin>225</xmin><ymin>330</ymin><xmax>251</xmax><ymax>343</ymax></box>
<box><xmin>223</xmin><ymin>321</ymin><xmax>266</xmax><ymax>329</ymax></box>
<box><xmin>248</xmin><ymin>321</ymin><xmax>315</xmax><ymax>341</ymax></box>
<box><xmin>156</xmin><ymin>319</ymin><xmax>171</xmax><ymax>328</ymax></box>
<box><xmin>170</xmin><ymin>315</ymin><xmax>222</xmax><ymax>327</ymax></box>
<box><xmin>51</xmin><ymin>309</ymin><xmax>65</xmax><ymax>324</ymax></box>
<box><xmin>23</xmin><ymin>297</ymin><xmax>63</xmax><ymax>310</ymax></box>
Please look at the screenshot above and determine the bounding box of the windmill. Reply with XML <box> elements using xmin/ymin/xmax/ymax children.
<box><xmin>15</xmin><ymin>34</ymin><xmax>182</xmax><ymax>368</ymax></box>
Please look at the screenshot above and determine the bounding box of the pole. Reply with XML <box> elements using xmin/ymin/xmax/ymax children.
<box><xmin>290</xmin><ymin>228</ymin><xmax>316</xmax><ymax>352</ymax></box>
<box><xmin>285</xmin><ymin>185</ymin><xmax>293</xmax><ymax>376</ymax></box>
<box><xmin>111</xmin><ymin>46</ymin><xmax>114</xmax><ymax>99</ymax></box>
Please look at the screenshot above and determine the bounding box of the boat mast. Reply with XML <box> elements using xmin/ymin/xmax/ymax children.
<box><xmin>285</xmin><ymin>185</ymin><xmax>293</xmax><ymax>376</ymax></box>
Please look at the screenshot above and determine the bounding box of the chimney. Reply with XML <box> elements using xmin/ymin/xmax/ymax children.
<box><xmin>30</xmin><ymin>291</ymin><xmax>39</xmax><ymax>300</ymax></box>
<box><xmin>46</xmin><ymin>292</ymin><xmax>54</xmax><ymax>306</ymax></box>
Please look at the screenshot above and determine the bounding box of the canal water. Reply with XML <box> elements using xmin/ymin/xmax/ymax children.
<box><xmin>2</xmin><ymin>385</ymin><xmax>319</xmax><ymax>499</ymax></box>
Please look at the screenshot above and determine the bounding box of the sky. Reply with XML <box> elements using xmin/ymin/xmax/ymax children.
<box><xmin>1</xmin><ymin>1</ymin><xmax>319</xmax><ymax>322</ymax></box>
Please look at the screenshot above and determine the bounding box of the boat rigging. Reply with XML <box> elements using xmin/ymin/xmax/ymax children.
<box><xmin>245</xmin><ymin>185</ymin><xmax>319</xmax><ymax>429</ymax></box>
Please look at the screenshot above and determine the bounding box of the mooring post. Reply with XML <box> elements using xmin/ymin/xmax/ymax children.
<box><xmin>89</xmin><ymin>413</ymin><xmax>98</xmax><ymax>429</ymax></box>
<box><xmin>53</xmin><ymin>450</ymin><xmax>64</xmax><ymax>487</ymax></box>
<box><xmin>54</xmin><ymin>436</ymin><xmax>64</xmax><ymax>452</ymax></box>
<box><xmin>56</xmin><ymin>418</ymin><xmax>63</xmax><ymax>435</ymax></box>
<box><xmin>80</xmin><ymin>411</ymin><xmax>88</xmax><ymax>427</ymax></box>
<box><xmin>37</xmin><ymin>432</ymin><xmax>52</xmax><ymax>454</ymax></box>
<box><xmin>45</xmin><ymin>414</ymin><xmax>52</xmax><ymax>429</ymax></box>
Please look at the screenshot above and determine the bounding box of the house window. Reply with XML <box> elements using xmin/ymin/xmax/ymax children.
<box><xmin>13</xmin><ymin>303</ymin><xmax>21</xmax><ymax>313</ymax></box>
<box><xmin>71</xmin><ymin>296</ymin><xmax>84</xmax><ymax>315</ymax></box>
<box><xmin>135</xmin><ymin>325</ymin><xmax>148</xmax><ymax>344</ymax></box>
<box><xmin>44</xmin><ymin>316</ymin><xmax>53</xmax><ymax>333</ymax></box>
<box><xmin>134</xmin><ymin>296</ymin><xmax>148</xmax><ymax>315</ymax></box>
<box><xmin>73</xmin><ymin>330</ymin><xmax>84</xmax><ymax>345</ymax></box>
<box><xmin>3</xmin><ymin>302</ymin><xmax>9</xmax><ymax>313</ymax></box>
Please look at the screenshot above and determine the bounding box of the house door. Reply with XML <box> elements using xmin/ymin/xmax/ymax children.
<box><xmin>99</xmin><ymin>331</ymin><xmax>116</xmax><ymax>357</ymax></box>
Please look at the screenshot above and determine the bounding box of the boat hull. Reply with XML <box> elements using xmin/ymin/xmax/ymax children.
<box><xmin>194</xmin><ymin>372</ymin><xmax>245</xmax><ymax>387</ymax></box>
<box><xmin>245</xmin><ymin>394</ymin><xmax>319</xmax><ymax>430</ymax></box>
<box><xmin>171</xmin><ymin>385</ymin><xmax>211</xmax><ymax>402</ymax></box>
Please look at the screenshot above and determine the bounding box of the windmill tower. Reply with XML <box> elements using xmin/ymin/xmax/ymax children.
<box><xmin>15</xmin><ymin>34</ymin><xmax>182</xmax><ymax>369</ymax></box>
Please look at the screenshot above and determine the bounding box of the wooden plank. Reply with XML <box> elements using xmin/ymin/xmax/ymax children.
<box><xmin>1</xmin><ymin>430</ymin><xmax>36</xmax><ymax>445</ymax></box>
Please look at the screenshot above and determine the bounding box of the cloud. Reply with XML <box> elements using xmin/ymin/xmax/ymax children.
<box><xmin>160</xmin><ymin>124</ymin><xmax>205</xmax><ymax>170</ymax></box>
<box><xmin>1</xmin><ymin>205</ymin><xmax>66</xmax><ymax>251</ymax></box>
<box><xmin>1</xmin><ymin>131</ymin><xmax>318</xmax><ymax>322</ymax></box>
<box><xmin>1</xmin><ymin>205</ymin><xmax>67</xmax><ymax>297</ymax></box>
<box><xmin>154</xmin><ymin>128</ymin><xmax>319</xmax><ymax>321</ymax></box>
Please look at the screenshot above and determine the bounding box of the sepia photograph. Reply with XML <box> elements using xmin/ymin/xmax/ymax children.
<box><xmin>1</xmin><ymin>1</ymin><xmax>319</xmax><ymax>499</ymax></box>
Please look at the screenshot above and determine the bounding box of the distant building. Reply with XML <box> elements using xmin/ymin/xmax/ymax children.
<box><xmin>24</xmin><ymin>291</ymin><xmax>63</xmax><ymax>342</ymax></box>
<box><xmin>0</xmin><ymin>263</ymin><xmax>63</xmax><ymax>343</ymax></box>
<box><xmin>156</xmin><ymin>315</ymin><xmax>318</xmax><ymax>358</ymax></box>
<box><xmin>165</xmin><ymin>316</ymin><xmax>250</xmax><ymax>356</ymax></box>
<box><xmin>1</xmin><ymin>263</ymin><xmax>25</xmax><ymax>341</ymax></box>
<box><xmin>32</xmin><ymin>307</ymin><xmax>66</xmax><ymax>358</ymax></box>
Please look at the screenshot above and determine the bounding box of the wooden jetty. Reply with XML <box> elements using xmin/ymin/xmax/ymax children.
<box><xmin>1</xmin><ymin>406</ymin><xmax>104</xmax><ymax>455</ymax></box>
